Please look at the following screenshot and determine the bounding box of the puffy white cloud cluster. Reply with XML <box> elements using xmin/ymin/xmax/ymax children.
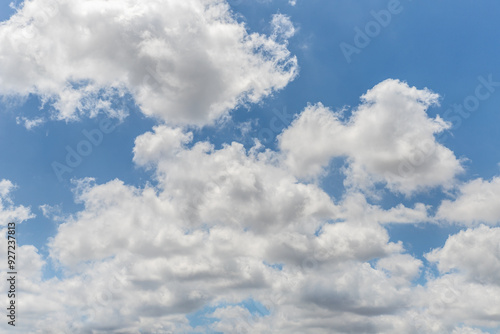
<box><xmin>1</xmin><ymin>77</ymin><xmax>495</xmax><ymax>333</ymax></box>
<box><xmin>279</xmin><ymin>79</ymin><xmax>464</xmax><ymax>195</ymax></box>
<box><xmin>8</xmin><ymin>140</ymin><xmax>422</xmax><ymax>332</ymax></box>
<box><xmin>420</xmin><ymin>225</ymin><xmax>500</xmax><ymax>332</ymax></box>
<box><xmin>2</xmin><ymin>77</ymin><xmax>495</xmax><ymax>332</ymax></box>
<box><xmin>437</xmin><ymin>177</ymin><xmax>500</xmax><ymax>226</ymax></box>
<box><xmin>0</xmin><ymin>1</ymin><xmax>497</xmax><ymax>332</ymax></box>
<box><xmin>426</xmin><ymin>225</ymin><xmax>500</xmax><ymax>285</ymax></box>
<box><xmin>0</xmin><ymin>0</ymin><xmax>297</xmax><ymax>125</ymax></box>
<box><xmin>5</xmin><ymin>121</ymin><xmax>495</xmax><ymax>332</ymax></box>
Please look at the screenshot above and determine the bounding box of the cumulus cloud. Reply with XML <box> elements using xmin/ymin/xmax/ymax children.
<box><xmin>426</xmin><ymin>225</ymin><xmax>500</xmax><ymax>285</ymax></box>
<box><xmin>133</xmin><ymin>125</ymin><xmax>193</xmax><ymax>168</ymax></box>
<box><xmin>279</xmin><ymin>79</ymin><xmax>464</xmax><ymax>195</ymax></box>
<box><xmin>0</xmin><ymin>125</ymin><xmax>495</xmax><ymax>333</ymax></box>
<box><xmin>0</xmin><ymin>0</ymin><xmax>297</xmax><ymax>125</ymax></box>
<box><xmin>416</xmin><ymin>273</ymin><xmax>500</xmax><ymax>332</ymax></box>
<box><xmin>0</xmin><ymin>125</ymin><xmax>440</xmax><ymax>332</ymax></box>
<box><xmin>404</xmin><ymin>226</ymin><xmax>500</xmax><ymax>331</ymax></box>
<box><xmin>437</xmin><ymin>177</ymin><xmax>500</xmax><ymax>226</ymax></box>
<box><xmin>14</xmin><ymin>76</ymin><xmax>481</xmax><ymax>332</ymax></box>
<box><xmin>0</xmin><ymin>1</ymin><xmax>493</xmax><ymax>327</ymax></box>
<box><xmin>0</xmin><ymin>179</ymin><xmax>34</xmax><ymax>225</ymax></box>
<box><xmin>376</xmin><ymin>253</ymin><xmax>423</xmax><ymax>283</ymax></box>
<box><xmin>452</xmin><ymin>327</ymin><xmax>491</xmax><ymax>334</ymax></box>
<box><xmin>338</xmin><ymin>192</ymin><xmax>429</xmax><ymax>225</ymax></box>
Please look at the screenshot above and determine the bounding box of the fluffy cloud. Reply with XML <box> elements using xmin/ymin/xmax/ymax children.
<box><xmin>0</xmin><ymin>0</ymin><xmax>297</xmax><ymax>125</ymax></box>
<box><xmin>9</xmin><ymin>128</ymin><xmax>434</xmax><ymax>332</ymax></box>
<box><xmin>1</xmin><ymin>81</ymin><xmax>492</xmax><ymax>333</ymax></box>
<box><xmin>0</xmin><ymin>179</ymin><xmax>34</xmax><ymax>225</ymax></box>
<box><xmin>0</xmin><ymin>179</ymin><xmax>13</xmax><ymax>198</ymax></box>
<box><xmin>0</xmin><ymin>0</ymin><xmax>497</xmax><ymax>332</ymax></box>
<box><xmin>337</xmin><ymin>192</ymin><xmax>429</xmax><ymax>224</ymax></box>
<box><xmin>426</xmin><ymin>225</ymin><xmax>500</xmax><ymax>285</ymax></box>
<box><xmin>19</xmin><ymin>118</ymin><xmax>481</xmax><ymax>333</ymax></box>
<box><xmin>452</xmin><ymin>328</ymin><xmax>491</xmax><ymax>334</ymax></box>
<box><xmin>279</xmin><ymin>79</ymin><xmax>464</xmax><ymax>195</ymax></box>
<box><xmin>2</xmin><ymin>127</ymin><xmax>496</xmax><ymax>332</ymax></box>
<box><xmin>0</xmin><ymin>13</ymin><xmax>492</xmax><ymax>326</ymax></box>
<box><xmin>437</xmin><ymin>177</ymin><xmax>500</xmax><ymax>226</ymax></box>
<box><xmin>406</xmin><ymin>226</ymin><xmax>500</xmax><ymax>331</ymax></box>
<box><xmin>133</xmin><ymin>125</ymin><xmax>193</xmax><ymax>168</ymax></box>
<box><xmin>415</xmin><ymin>273</ymin><xmax>500</xmax><ymax>332</ymax></box>
<box><xmin>24</xmin><ymin>79</ymin><xmax>482</xmax><ymax>332</ymax></box>
<box><xmin>376</xmin><ymin>253</ymin><xmax>423</xmax><ymax>283</ymax></box>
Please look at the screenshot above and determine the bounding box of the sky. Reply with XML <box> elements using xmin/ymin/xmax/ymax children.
<box><xmin>1</xmin><ymin>0</ymin><xmax>500</xmax><ymax>333</ymax></box>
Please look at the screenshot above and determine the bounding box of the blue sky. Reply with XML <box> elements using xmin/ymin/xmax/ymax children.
<box><xmin>1</xmin><ymin>0</ymin><xmax>500</xmax><ymax>333</ymax></box>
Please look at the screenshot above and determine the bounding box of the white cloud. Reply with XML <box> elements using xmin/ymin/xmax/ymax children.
<box><xmin>2</xmin><ymin>133</ymin><xmax>497</xmax><ymax>332</ymax></box>
<box><xmin>408</xmin><ymin>226</ymin><xmax>500</xmax><ymax>331</ymax></box>
<box><xmin>437</xmin><ymin>177</ymin><xmax>500</xmax><ymax>226</ymax></box>
<box><xmin>299</xmin><ymin>262</ymin><xmax>413</xmax><ymax>316</ymax></box>
<box><xmin>426</xmin><ymin>225</ymin><xmax>500</xmax><ymax>285</ymax></box>
<box><xmin>205</xmin><ymin>305</ymin><xmax>269</xmax><ymax>333</ymax></box>
<box><xmin>14</xmin><ymin>129</ymin><xmax>435</xmax><ymax>332</ymax></box>
<box><xmin>279</xmin><ymin>79</ymin><xmax>463</xmax><ymax>195</ymax></box>
<box><xmin>452</xmin><ymin>327</ymin><xmax>490</xmax><ymax>334</ymax></box>
<box><xmin>0</xmin><ymin>1</ymin><xmax>496</xmax><ymax>332</ymax></box>
<box><xmin>376</xmin><ymin>253</ymin><xmax>423</xmax><ymax>283</ymax></box>
<box><xmin>0</xmin><ymin>76</ymin><xmax>491</xmax><ymax>333</ymax></box>
<box><xmin>0</xmin><ymin>0</ymin><xmax>298</xmax><ymax>125</ymax></box>
<box><xmin>0</xmin><ymin>179</ymin><xmax>34</xmax><ymax>225</ymax></box>
<box><xmin>271</xmin><ymin>13</ymin><xmax>296</xmax><ymax>40</ymax></box>
<box><xmin>417</xmin><ymin>274</ymin><xmax>500</xmax><ymax>331</ymax></box>
<box><xmin>338</xmin><ymin>192</ymin><xmax>429</xmax><ymax>224</ymax></box>
<box><xmin>39</xmin><ymin>203</ymin><xmax>66</xmax><ymax>223</ymax></box>
<box><xmin>0</xmin><ymin>179</ymin><xmax>14</xmax><ymax>198</ymax></box>
<box><xmin>25</xmin><ymin>114</ymin><xmax>474</xmax><ymax>332</ymax></box>
<box><xmin>0</xmin><ymin>34</ymin><xmax>493</xmax><ymax>329</ymax></box>
<box><xmin>15</xmin><ymin>116</ymin><xmax>45</xmax><ymax>130</ymax></box>
<box><xmin>133</xmin><ymin>125</ymin><xmax>193</xmax><ymax>168</ymax></box>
